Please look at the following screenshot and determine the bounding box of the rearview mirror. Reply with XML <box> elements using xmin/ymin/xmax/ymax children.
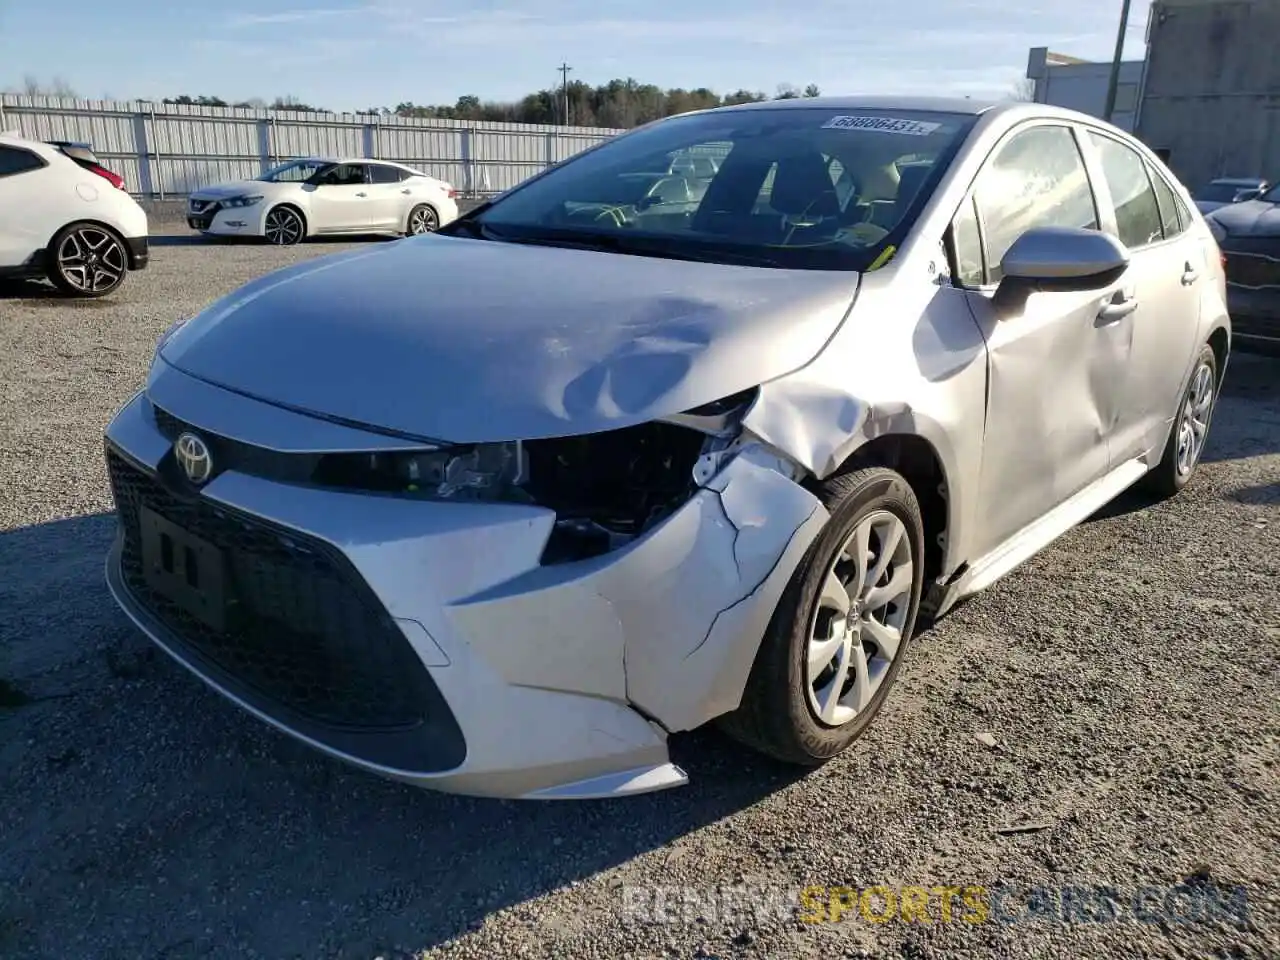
<box><xmin>994</xmin><ymin>226</ymin><xmax>1129</xmax><ymax>312</ymax></box>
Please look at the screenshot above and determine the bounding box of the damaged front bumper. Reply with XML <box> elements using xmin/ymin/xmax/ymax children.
<box><xmin>102</xmin><ymin>385</ymin><xmax>828</xmax><ymax>800</ymax></box>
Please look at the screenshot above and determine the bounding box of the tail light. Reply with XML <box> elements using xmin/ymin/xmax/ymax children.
<box><xmin>443</xmin><ymin>182</ymin><xmax>458</xmax><ymax>199</ymax></box>
<box><xmin>88</xmin><ymin>164</ymin><xmax>125</xmax><ymax>190</ymax></box>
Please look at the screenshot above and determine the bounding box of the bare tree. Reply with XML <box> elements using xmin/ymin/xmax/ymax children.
<box><xmin>1008</xmin><ymin>77</ymin><xmax>1036</xmax><ymax>102</ymax></box>
<box><xmin>19</xmin><ymin>74</ymin><xmax>77</xmax><ymax>97</ymax></box>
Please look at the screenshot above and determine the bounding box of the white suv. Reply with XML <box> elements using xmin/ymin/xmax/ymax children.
<box><xmin>0</xmin><ymin>133</ymin><xmax>149</xmax><ymax>297</ymax></box>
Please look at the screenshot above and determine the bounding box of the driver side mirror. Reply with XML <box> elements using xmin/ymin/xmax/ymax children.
<box><xmin>993</xmin><ymin>226</ymin><xmax>1129</xmax><ymax>313</ymax></box>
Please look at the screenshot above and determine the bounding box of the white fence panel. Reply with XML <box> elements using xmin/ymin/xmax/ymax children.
<box><xmin>0</xmin><ymin>95</ymin><xmax>623</xmax><ymax>198</ymax></box>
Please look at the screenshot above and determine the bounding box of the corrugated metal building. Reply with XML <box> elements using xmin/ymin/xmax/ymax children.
<box><xmin>1136</xmin><ymin>0</ymin><xmax>1280</xmax><ymax>191</ymax></box>
<box><xmin>1026</xmin><ymin>46</ymin><xmax>1146</xmax><ymax>132</ymax></box>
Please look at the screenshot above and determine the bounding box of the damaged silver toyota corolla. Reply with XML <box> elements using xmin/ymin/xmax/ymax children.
<box><xmin>104</xmin><ymin>96</ymin><xmax>1229</xmax><ymax>799</ymax></box>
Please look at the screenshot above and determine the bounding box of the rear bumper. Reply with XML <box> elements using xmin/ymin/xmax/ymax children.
<box><xmin>126</xmin><ymin>236</ymin><xmax>149</xmax><ymax>270</ymax></box>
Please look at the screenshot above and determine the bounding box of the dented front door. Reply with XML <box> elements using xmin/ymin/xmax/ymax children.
<box><xmin>964</xmin><ymin>286</ymin><xmax>1127</xmax><ymax>559</ymax></box>
<box><xmin>950</xmin><ymin>121</ymin><xmax>1127</xmax><ymax>561</ymax></box>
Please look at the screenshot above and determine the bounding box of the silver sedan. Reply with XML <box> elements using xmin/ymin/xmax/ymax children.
<box><xmin>103</xmin><ymin>96</ymin><xmax>1229</xmax><ymax>799</ymax></box>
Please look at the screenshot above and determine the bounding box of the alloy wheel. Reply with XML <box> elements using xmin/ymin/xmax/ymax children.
<box><xmin>56</xmin><ymin>227</ymin><xmax>126</xmax><ymax>294</ymax></box>
<box><xmin>409</xmin><ymin>206</ymin><xmax>438</xmax><ymax>235</ymax></box>
<box><xmin>264</xmin><ymin>208</ymin><xmax>304</xmax><ymax>245</ymax></box>
<box><xmin>806</xmin><ymin>510</ymin><xmax>914</xmax><ymax>727</ymax></box>
<box><xmin>1176</xmin><ymin>360</ymin><xmax>1214</xmax><ymax>476</ymax></box>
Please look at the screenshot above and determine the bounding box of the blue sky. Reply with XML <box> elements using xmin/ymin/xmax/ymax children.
<box><xmin>0</xmin><ymin>0</ymin><xmax>1153</xmax><ymax>110</ymax></box>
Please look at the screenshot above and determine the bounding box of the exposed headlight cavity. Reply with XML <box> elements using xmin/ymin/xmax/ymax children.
<box><xmin>314</xmin><ymin>443</ymin><xmax>528</xmax><ymax>501</ymax></box>
<box><xmin>311</xmin><ymin>389</ymin><xmax>763</xmax><ymax>563</ymax></box>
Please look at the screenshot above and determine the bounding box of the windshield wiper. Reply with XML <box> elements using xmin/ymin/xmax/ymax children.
<box><xmin>474</xmin><ymin>228</ymin><xmax>785</xmax><ymax>267</ymax></box>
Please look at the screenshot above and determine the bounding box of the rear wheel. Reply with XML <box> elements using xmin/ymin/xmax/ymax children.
<box><xmin>49</xmin><ymin>222</ymin><xmax>128</xmax><ymax>297</ymax></box>
<box><xmin>406</xmin><ymin>204</ymin><xmax>439</xmax><ymax>235</ymax></box>
<box><xmin>1140</xmin><ymin>342</ymin><xmax>1218</xmax><ymax>499</ymax></box>
<box><xmin>719</xmin><ymin>467</ymin><xmax>925</xmax><ymax>765</ymax></box>
<box><xmin>264</xmin><ymin>206</ymin><xmax>305</xmax><ymax>245</ymax></box>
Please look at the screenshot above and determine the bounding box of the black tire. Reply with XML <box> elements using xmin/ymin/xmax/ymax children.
<box><xmin>1139</xmin><ymin>342</ymin><xmax>1219</xmax><ymax>499</ymax></box>
<box><xmin>718</xmin><ymin>466</ymin><xmax>926</xmax><ymax>765</ymax></box>
<box><xmin>263</xmin><ymin>205</ymin><xmax>306</xmax><ymax>245</ymax></box>
<box><xmin>48</xmin><ymin>221</ymin><xmax>128</xmax><ymax>297</ymax></box>
<box><xmin>406</xmin><ymin>203</ymin><xmax>439</xmax><ymax>235</ymax></box>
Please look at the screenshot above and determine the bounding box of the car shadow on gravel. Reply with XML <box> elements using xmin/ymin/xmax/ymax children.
<box><xmin>0</xmin><ymin>278</ymin><xmax>66</xmax><ymax>300</ymax></box>
<box><xmin>0</xmin><ymin>512</ymin><xmax>809</xmax><ymax>957</ymax></box>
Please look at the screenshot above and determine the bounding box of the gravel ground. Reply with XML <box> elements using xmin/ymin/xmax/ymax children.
<box><xmin>0</xmin><ymin>221</ymin><xmax>1277</xmax><ymax>959</ymax></box>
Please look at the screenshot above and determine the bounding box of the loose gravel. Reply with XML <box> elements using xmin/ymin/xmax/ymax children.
<box><xmin>1</xmin><ymin>221</ymin><xmax>1277</xmax><ymax>960</ymax></box>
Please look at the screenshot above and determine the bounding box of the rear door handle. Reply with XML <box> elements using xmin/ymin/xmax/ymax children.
<box><xmin>401</xmin><ymin>188</ymin><xmax>412</xmax><ymax>194</ymax></box>
<box><xmin>1097</xmin><ymin>288</ymin><xmax>1138</xmax><ymax>323</ymax></box>
<box><xmin>355</xmin><ymin>192</ymin><xmax>367</xmax><ymax>197</ymax></box>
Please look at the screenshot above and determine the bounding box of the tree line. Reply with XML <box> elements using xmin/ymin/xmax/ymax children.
<box><xmin>11</xmin><ymin>74</ymin><xmax>822</xmax><ymax>128</ymax></box>
<box><xmin>11</xmin><ymin>74</ymin><xmax>1038</xmax><ymax>127</ymax></box>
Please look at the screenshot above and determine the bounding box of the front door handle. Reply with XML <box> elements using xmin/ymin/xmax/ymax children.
<box><xmin>1097</xmin><ymin>288</ymin><xmax>1138</xmax><ymax>324</ymax></box>
<box><xmin>355</xmin><ymin>191</ymin><xmax>367</xmax><ymax>197</ymax></box>
<box><xmin>1181</xmin><ymin>261</ymin><xmax>1200</xmax><ymax>285</ymax></box>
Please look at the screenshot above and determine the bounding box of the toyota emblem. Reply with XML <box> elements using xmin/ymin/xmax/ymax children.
<box><xmin>174</xmin><ymin>432</ymin><xmax>213</xmax><ymax>485</ymax></box>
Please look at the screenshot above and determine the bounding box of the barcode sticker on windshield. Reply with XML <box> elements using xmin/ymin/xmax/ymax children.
<box><xmin>822</xmin><ymin>115</ymin><xmax>942</xmax><ymax>135</ymax></box>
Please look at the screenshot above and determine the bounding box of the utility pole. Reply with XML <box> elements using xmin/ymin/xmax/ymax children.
<box><xmin>1103</xmin><ymin>0</ymin><xmax>1133</xmax><ymax>122</ymax></box>
<box><xmin>558</xmin><ymin>62</ymin><xmax>573</xmax><ymax>126</ymax></box>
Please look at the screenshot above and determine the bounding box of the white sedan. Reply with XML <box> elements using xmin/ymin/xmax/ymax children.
<box><xmin>186</xmin><ymin>157</ymin><xmax>460</xmax><ymax>244</ymax></box>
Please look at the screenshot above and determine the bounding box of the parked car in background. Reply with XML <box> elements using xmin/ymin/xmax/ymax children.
<box><xmin>1207</xmin><ymin>182</ymin><xmax>1280</xmax><ymax>352</ymax></box>
<box><xmin>105</xmin><ymin>97</ymin><xmax>1228</xmax><ymax>800</ymax></box>
<box><xmin>0</xmin><ymin>132</ymin><xmax>148</xmax><ymax>296</ymax></box>
<box><xmin>186</xmin><ymin>157</ymin><xmax>460</xmax><ymax>244</ymax></box>
<box><xmin>1194</xmin><ymin>176</ymin><xmax>1269</xmax><ymax>215</ymax></box>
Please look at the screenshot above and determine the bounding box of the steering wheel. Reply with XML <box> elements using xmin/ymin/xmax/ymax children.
<box><xmin>566</xmin><ymin>205</ymin><xmax>627</xmax><ymax>228</ymax></box>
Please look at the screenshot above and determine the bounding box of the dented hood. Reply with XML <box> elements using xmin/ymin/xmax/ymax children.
<box><xmin>158</xmin><ymin>234</ymin><xmax>860</xmax><ymax>443</ymax></box>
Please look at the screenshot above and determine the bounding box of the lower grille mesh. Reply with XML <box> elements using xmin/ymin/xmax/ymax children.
<box><xmin>106</xmin><ymin>449</ymin><xmax>436</xmax><ymax>731</ymax></box>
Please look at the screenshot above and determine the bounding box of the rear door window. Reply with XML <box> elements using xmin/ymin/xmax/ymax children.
<box><xmin>1088</xmin><ymin>132</ymin><xmax>1164</xmax><ymax>249</ymax></box>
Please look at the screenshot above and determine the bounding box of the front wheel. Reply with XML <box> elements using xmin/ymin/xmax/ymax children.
<box><xmin>718</xmin><ymin>466</ymin><xmax>925</xmax><ymax>765</ymax></box>
<box><xmin>1140</xmin><ymin>342</ymin><xmax>1219</xmax><ymax>498</ymax></box>
<box><xmin>49</xmin><ymin>222</ymin><xmax>128</xmax><ymax>297</ymax></box>
<box><xmin>263</xmin><ymin>206</ymin><xmax>305</xmax><ymax>245</ymax></box>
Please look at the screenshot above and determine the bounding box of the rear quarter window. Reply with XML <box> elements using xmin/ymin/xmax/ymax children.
<box><xmin>0</xmin><ymin>145</ymin><xmax>46</xmax><ymax>177</ymax></box>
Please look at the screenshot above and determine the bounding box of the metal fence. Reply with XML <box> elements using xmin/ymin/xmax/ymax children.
<box><xmin>0</xmin><ymin>95</ymin><xmax>624</xmax><ymax>199</ymax></box>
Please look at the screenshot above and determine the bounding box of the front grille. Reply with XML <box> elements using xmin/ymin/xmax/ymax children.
<box><xmin>151</xmin><ymin>403</ymin><xmax>320</xmax><ymax>483</ymax></box>
<box><xmin>187</xmin><ymin>199</ymin><xmax>220</xmax><ymax>230</ymax></box>
<box><xmin>106</xmin><ymin>448</ymin><xmax>438</xmax><ymax>731</ymax></box>
<box><xmin>1224</xmin><ymin>251</ymin><xmax>1280</xmax><ymax>289</ymax></box>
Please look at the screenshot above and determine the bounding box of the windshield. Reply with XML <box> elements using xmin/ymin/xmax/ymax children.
<box><xmin>256</xmin><ymin>159</ymin><xmax>331</xmax><ymax>183</ymax></box>
<box><xmin>466</xmin><ymin>107</ymin><xmax>977</xmax><ymax>270</ymax></box>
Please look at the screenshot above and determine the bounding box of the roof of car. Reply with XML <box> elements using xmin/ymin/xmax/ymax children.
<box><xmin>296</xmin><ymin>155</ymin><xmax>406</xmax><ymax>166</ymax></box>
<box><xmin>707</xmin><ymin>95</ymin><xmax>1002</xmax><ymax>116</ymax></box>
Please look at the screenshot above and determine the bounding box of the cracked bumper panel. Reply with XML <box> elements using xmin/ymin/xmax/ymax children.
<box><xmin>104</xmin><ymin>392</ymin><xmax>824</xmax><ymax>797</ymax></box>
<box><xmin>104</xmin><ymin>392</ymin><xmax>684</xmax><ymax>799</ymax></box>
<box><xmin>453</xmin><ymin>446</ymin><xmax>829</xmax><ymax>731</ymax></box>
